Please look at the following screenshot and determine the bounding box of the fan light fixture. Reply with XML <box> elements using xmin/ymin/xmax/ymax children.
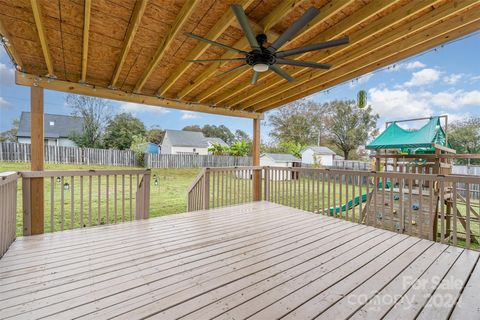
<box><xmin>253</xmin><ymin>64</ymin><xmax>269</xmax><ymax>72</ymax></box>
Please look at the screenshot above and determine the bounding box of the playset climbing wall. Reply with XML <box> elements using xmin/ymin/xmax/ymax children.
<box><xmin>363</xmin><ymin>186</ymin><xmax>437</xmax><ymax>240</ymax></box>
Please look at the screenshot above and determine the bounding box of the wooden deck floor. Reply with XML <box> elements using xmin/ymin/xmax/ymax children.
<box><xmin>0</xmin><ymin>201</ymin><xmax>479</xmax><ymax>320</ymax></box>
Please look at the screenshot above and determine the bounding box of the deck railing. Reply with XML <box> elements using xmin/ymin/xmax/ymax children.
<box><xmin>20</xmin><ymin>169</ymin><xmax>150</xmax><ymax>234</ymax></box>
<box><xmin>0</xmin><ymin>172</ymin><xmax>18</xmax><ymax>258</ymax></box>
<box><xmin>188</xmin><ymin>166</ymin><xmax>480</xmax><ymax>250</ymax></box>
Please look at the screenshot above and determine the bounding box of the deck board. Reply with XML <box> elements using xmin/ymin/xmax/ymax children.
<box><xmin>0</xmin><ymin>201</ymin><xmax>479</xmax><ymax>320</ymax></box>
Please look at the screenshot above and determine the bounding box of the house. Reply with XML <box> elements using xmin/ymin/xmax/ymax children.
<box><xmin>16</xmin><ymin>112</ymin><xmax>83</xmax><ymax>147</ymax></box>
<box><xmin>260</xmin><ymin>153</ymin><xmax>301</xmax><ymax>180</ymax></box>
<box><xmin>204</xmin><ymin>137</ymin><xmax>229</xmax><ymax>149</ymax></box>
<box><xmin>301</xmin><ymin>146</ymin><xmax>337</xmax><ymax>166</ymax></box>
<box><xmin>161</xmin><ymin>129</ymin><xmax>209</xmax><ymax>155</ymax></box>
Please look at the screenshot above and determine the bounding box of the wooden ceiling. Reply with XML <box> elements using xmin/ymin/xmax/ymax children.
<box><xmin>1</xmin><ymin>0</ymin><xmax>479</xmax><ymax>119</ymax></box>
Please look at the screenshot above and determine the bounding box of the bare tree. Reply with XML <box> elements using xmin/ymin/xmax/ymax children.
<box><xmin>65</xmin><ymin>94</ymin><xmax>113</xmax><ymax>148</ymax></box>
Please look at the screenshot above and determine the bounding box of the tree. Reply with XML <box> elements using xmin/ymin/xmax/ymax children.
<box><xmin>279</xmin><ymin>140</ymin><xmax>305</xmax><ymax>158</ymax></box>
<box><xmin>325</xmin><ymin>100</ymin><xmax>378</xmax><ymax>160</ymax></box>
<box><xmin>234</xmin><ymin>129</ymin><xmax>251</xmax><ymax>143</ymax></box>
<box><xmin>208</xmin><ymin>143</ymin><xmax>227</xmax><ymax>155</ymax></box>
<box><xmin>267</xmin><ymin>99</ymin><xmax>328</xmax><ymax>146</ymax></box>
<box><xmin>0</xmin><ymin>118</ymin><xmax>19</xmax><ymax>142</ymax></box>
<box><xmin>228</xmin><ymin>140</ymin><xmax>250</xmax><ymax>156</ymax></box>
<box><xmin>65</xmin><ymin>94</ymin><xmax>112</xmax><ymax>148</ymax></box>
<box><xmin>448</xmin><ymin>117</ymin><xmax>480</xmax><ymax>164</ymax></box>
<box><xmin>147</xmin><ymin>127</ymin><xmax>165</xmax><ymax>145</ymax></box>
<box><xmin>202</xmin><ymin>124</ymin><xmax>235</xmax><ymax>144</ymax></box>
<box><xmin>130</xmin><ymin>134</ymin><xmax>148</xmax><ymax>165</ymax></box>
<box><xmin>103</xmin><ymin>113</ymin><xmax>146</xmax><ymax>150</ymax></box>
<box><xmin>182</xmin><ymin>125</ymin><xmax>202</xmax><ymax>132</ymax></box>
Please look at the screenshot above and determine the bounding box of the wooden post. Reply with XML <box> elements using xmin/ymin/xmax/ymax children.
<box><xmin>30</xmin><ymin>86</ymin><xmax>44</xmax><ymax>235</ymax></box>
<box><xmin>203</xmin><ymin>168</ymin><xmax>210</xmax><ymax>210</ymax></box>
<box><xmin>252</xmin><ymin>118</ymin><xmax>261</xmax><ymax>201</ymax></box>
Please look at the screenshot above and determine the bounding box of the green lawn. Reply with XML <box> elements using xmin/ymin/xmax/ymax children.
<box><xmin>0</xmin><ymin>162</ymin><xmax>201</xmax><ymax>235</ymax></box>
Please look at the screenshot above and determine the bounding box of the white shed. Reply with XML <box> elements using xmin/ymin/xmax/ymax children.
<box><xmin>260</xmin><ymin>153</ymin><xmax>301</xmax><ymax>180</ymax></box>
<box><xmin>301</xmin><ymin>146</ymin><xmax>337</xmax><ymax>167</ymax></box>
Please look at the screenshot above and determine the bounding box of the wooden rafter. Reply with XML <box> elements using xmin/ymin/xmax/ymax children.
<box><xmin>110</xmin><ymin>0</ymin><xmax>148</xmax><ymax>88</ymax></box>
<box><xmin>30</xmin><ymin>0</ymin><xmax>54</xmax><ymax>76</ymax></box>
<box><xmin>134</xmin><ymin>0</ymin><xmax>198</xmax><ymax>93</ymax></box>
<box><xmin>220</xmin><ymin>0</ymin><xmax>403</xmax><ymax>107</ymax></box>
<box><xmin>15</xmin><ymin>72</ymin><xmax>262</xmax><ymax>119</ymax></box>
<box><xmin>246</xmin><ymin>0</ymin><xmax>478</xmax><ymax>111</ymax></box>
<box><xmin>0</xmin><ymin>19</ymin><xmax>23</xmax><ymax>70</ymax></box>
<box><xmin>194</xmin><ymin>0</ymin><xmax>355</xmax><ymax>103</ymax></box>
<box><xmin>81</xmin><ymin>0</ymin><xmax>92</xmax><ymax>83</ymax></box>
<box><xmin>256</xmin><ymin>13</ymin><xmax>480</xmax><ymax>112</ymax></box>
<box><xmin>155</xmin><ymin>0</ymin><xmax>256</xmax><ymax>97</ymax></box>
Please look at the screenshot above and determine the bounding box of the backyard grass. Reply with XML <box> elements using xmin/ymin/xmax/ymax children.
<box><xmin>0</xmin><ymin>162</ymin><xmax>201</xmax><ymax>235</ymax></box>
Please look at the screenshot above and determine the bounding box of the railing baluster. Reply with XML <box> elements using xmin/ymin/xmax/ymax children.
<box><xmin>50</xmin><ymin>176</ymin><xmax>54</xmax><ymax>232</ymax></box>
<box><xmin>130</xmin><ymin>174</ymin><xmax>133</xmax><ymax>220</ymax></box>
<box><xmin>408</xmin><ymin>178</ymin><xmax>413</xmax><ymax>236</ymax></box>
<box><xmin>466</xmin><ymin>182</ymin><xmax>471</xmax><ymax>249</ymax></box>
<box><xmin>440</xmin><ymin>180</ymin><xmax>445</xmax><ymax>243</ymax></box>
<box><xmin>71</xmin><ymin>176</ymin><xmax>74</xmax><ymax>229</ymax></box>
<box><xmin>88</xmin><ymin>175</ymin><xmax>92</xmax><ymax>227</ymax></box>
<box><xmin>98</xmin><ymin>175</ymin><xmax>101</xmax><ymax>225</ymax></box>
<box><xmin>122</xmin><ymin>175</ymin><xmax>125</xmax><ymax>222</ymax></box>
<box><xmin>453</xmin><ymin>181</ymin><xmax>458</xmax><ymax>245</ymax></box>
<box><xmin>106</xmin><ymin>175</ymin><xmax>109</xmax><ymax>224</ymax></box>
<box><xmin>61</xmin><ymin>176</ymin><xmax>65</xmax><ymax>231</ymax></box>
<box><xmin>80</xmin><ymin>176</ymin><xmax>84</xmax><ymax>228</ymax></box>
<box><xmin>114</xmin><ymin>175</ymin><xmax>117</xmax><ymax>224</ymax></box>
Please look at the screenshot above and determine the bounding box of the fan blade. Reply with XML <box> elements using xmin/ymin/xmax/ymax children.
<box><xmin>267</xmin><ymin>7</ymin><xmax>319</xmax><ymax>52</ymax></box>
<box><xmin>231</xmin><ymin>4</ymin><xmax>261</xmax><ymax>51</ymax></box>
<box><xmin>185</xmin><ymin>32</ymin><xmax>248</xmax><ymax>54</ymax></box>
<box><xmin>188</xmin><ymin>58</ymin><xmax>245</xmax><ymax>63</ymax></box>
<box><xmin>251</xmin><ymin>71</ymin><xmax>259</xmax><ymax>85</ymax></box>
<box><xmin>270</xmin><ymin>65</ymin><xmax>294</xmax><ymax>82</ymax></box>
<box><xmin>217</xmin><ymin>64</ymin><xmax>249</xmax><ymax>77</ymax></box>
<box><xmin>276</xmin><ymin>37</ymin><xmax>349</xmax><ymax>58</ymax></box>
<box><xmin>276</xmin><ymin>58</ymin><xmax>331</xmax><ymax>69</ymax></box>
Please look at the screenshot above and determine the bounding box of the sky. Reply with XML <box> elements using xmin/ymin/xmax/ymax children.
<box><xmin>1</xmin><ymin>31</ymin><xmax>479</xmax><ymax>142</ymax></box>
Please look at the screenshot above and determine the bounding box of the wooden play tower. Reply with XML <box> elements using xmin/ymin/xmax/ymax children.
<box><xmin>364</xmin><ymin>116</ymin><xmax>477</xmax><ymax>243</ymax></box>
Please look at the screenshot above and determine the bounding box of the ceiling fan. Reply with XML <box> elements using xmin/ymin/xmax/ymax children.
<box><xmin>185</xmin><ymin>4</ymin><xmax>349</xmax><ymax>84</ymax></box>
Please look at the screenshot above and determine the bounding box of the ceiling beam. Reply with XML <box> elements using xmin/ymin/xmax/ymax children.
<box><xmin>244</xmin><ymin>0</ymin><xmax>477</xmax><ymax>110</ymax></box>
<box><xmin>110</xmin><ymin>0</ymin><xmax>148</xmax><ymax>88</ymax></box>
<box><xmin>30</xmin><ymin>0</ymin><xmax>54</xmax><ymax>76</ymax></box>
<box><xmin>256</xmin><ymin>14</ymin><xmax>480</xmax><ymax>112</ymax></box>
<box><xmin>15</xmin><ymin>72</ymin><xmax>262</xmax><ymax>119</ymax></box>
<box><xmin>224</xmin><ymin>0</ymin><xmax>408</xmax><ymax>107</ymax></box>
<box><xmin>0</xmin><ymin>18</ymin><xmax>23</xmax><ymax>70</ymax></box>
<box><xmin>194</xmin><ymin>0</ymin><xmax>354</xmax><ymax>103</ymax></box>
<box><xmin>81</xmin><ymin>0</ymin><xmax>92</xmax><ymax>83</ymax></box>
<box><xmin>155</xmin><ymin>0</ymin><xmax>257</xmax><ymax>97</ymax></box>
<box><xmin>134</xmin><ymin>0</ymin><xmax>198</xmax><ymax>93</ymax></box>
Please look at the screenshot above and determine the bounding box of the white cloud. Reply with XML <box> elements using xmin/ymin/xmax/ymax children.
<box><xmin>386</xmin><ymin>60</ymin><xmax>426</xmax><ymax>72</ymax></box>
<box><xmin>368</xmin><ymin>88</ymin><xmax>433</xmax><ymax>119</ymax></box>
<box><xmin>368</xmin><ymin>87</ymin><xmax>480</xmax><ymax>119</ymax></box>
<box><xmin>119</xmin><ymin>102</ymin><xmax>170</xmax><ymax>115</ymax></box>
<box><xmin>404</xmin><ymin>68</ymin><xmax>441</xmax><ymax>87</ymax></box>
<box><xmin>181</xmin><ymin>111</ymin><xmax>198</xmax><ymax>120</ymax></box>
<box><xmin>443</xmin><ymin>73</ymin><xmax>462</xmax><ymax>85</ymax></box>
<box><xmin>348</xmin><ymin>72</ymin><xmax>373</xmax><ymax>88</ymax></box>
<box><xmin>0</xmin><ymin>96</ymin><xmax>10</xmax><ymax>108</ymax></box>
<box><xmin>0</xmin><ymin>63</ymin><xmax>15</xmax><ymax>86</ymax></box>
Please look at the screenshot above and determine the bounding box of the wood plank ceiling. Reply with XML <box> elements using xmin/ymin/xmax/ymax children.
<box><xmin>1</xmin><ymin>0</ymin><xmax>479</xmax><ymax>119</ymax></box>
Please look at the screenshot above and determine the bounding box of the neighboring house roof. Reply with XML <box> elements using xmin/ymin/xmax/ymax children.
<box><xmin>163</xmin><ymin>129</ymin><xmax>208</xmax><ymax>148</ymax></box>
<box><xmin>17</xmin><ymin>112</ymin><xmax>83</xmax><ymax>139</ymax></box>
<box><xmin>302</xmin><ymin>146</ymin><xmax>336</xmax><ymax>155</ymax></box>
<box><xmin>205</xmin><ymin>137</ymin><xmax>228</xmax><ymax>147</ymax></box>
<box><xmin>261</xmin><ymin>153</ymin><xmax>301</xmax><ymax>163</ymax></box>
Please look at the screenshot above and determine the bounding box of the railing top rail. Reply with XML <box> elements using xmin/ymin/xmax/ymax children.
<box><xmin>20</xmin><ymin>169</ymin><xmax>151</xmax><ymax>178</ymax></box>
<box><xmin>206</xmin><ymin>166</ymin><xmax>263</xmax><ymax>172</ymax></box>
<box><xmin>0</xmin><ymin>171</ymin><xmax>19</xmax><ymax>186</ymax></box>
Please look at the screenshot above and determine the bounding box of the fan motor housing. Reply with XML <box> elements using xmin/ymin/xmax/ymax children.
<box><xmin>246</xmin><ymin>50</ymin><xmax>276</xmax><ymax>67</ymax></box>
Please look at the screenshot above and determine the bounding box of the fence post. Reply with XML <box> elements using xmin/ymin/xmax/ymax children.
<box><xmin>264</xmin><ymin>167</ymin><xmax>270</xmax><ymax>201</ymax></box>
<box><xmin>203</xmin><ymin>168</ymin><xmax>210</xmax><ymax>210</ymax></box>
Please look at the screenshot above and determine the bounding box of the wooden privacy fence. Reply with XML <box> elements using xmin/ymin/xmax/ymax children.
<box><xmin>0</xmin><ymin>142</ymin><xmax>137</xmax><ymax>166</ymax></box>
<box><xmin>145</xmin><ymin>153</ymin><xmax>251</xmax><ymax>168</ymax></box>
<box><xmin>0</xmin><ymin>172</ymin><xmax>18</xmax><ymax>258</ymax></box>
<box><xmin>332</xmin><ymin>159</ymin><xmax>370</xmax><ymax>170</ymax></box>
<box><xmin>188</xmin><ymin>166</ymin><xmax>480</xmax><ymax>250</ymax></box>
<box><xmin>20</xmin><ymin>169</ymin><xmax>150</xmax><ymax>235</ymax></box>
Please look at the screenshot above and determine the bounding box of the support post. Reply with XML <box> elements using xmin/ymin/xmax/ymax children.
<box><xmin>252</xmin><ymin>118</ymin><xmax>261</xmax><ymax>201</ymax></box>
<box><xmin>30</xmin><ymin>86</ymin><xmax>44</xmax><ymax>235</ymax></box>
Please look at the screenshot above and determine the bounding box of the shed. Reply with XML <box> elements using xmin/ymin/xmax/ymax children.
<box><xmin>301</xmin><ymin>146</ymin><xmax>337</xmax><ymax>166</ymax></box>
<box><xmin>260</xmin><ymin>153</ymin><xmax>301</xmax><ymax>180</ymax></box>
